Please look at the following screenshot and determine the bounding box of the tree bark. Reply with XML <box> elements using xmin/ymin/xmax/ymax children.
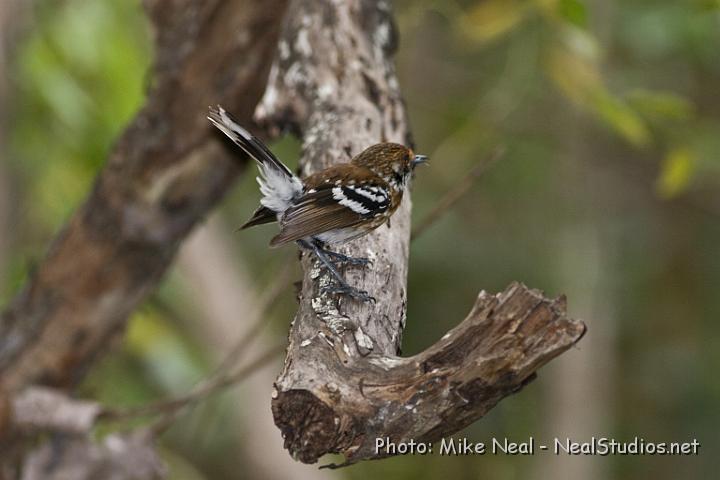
<box><xmin>257</xmin><ymin>0</ymin><xmax>585</xmax><ymax>466</ymax></box>
<box><xmin>0</xmin><ymin>0</ymin><xmax>288</xmax><ymax>395</ymax></box>
<box><xmin>177</xmin><ymin>217</ymin><xmax>338</xmax><ymax>480</ymax></box>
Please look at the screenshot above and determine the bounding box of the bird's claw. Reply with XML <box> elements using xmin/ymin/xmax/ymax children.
<box><xmin>345</xmin><ymin>256</ymin><xmax>371</xmax><ymax>267</ymax></box>
<box><xmin>321</xmin><ymin>284</ymin><xmax>376</xmax><ymax>303</ymax></box>
<box><xmin>323</xmin><ymin>251</ymin><xmax>371</xmax><ymax>267</ymax></box>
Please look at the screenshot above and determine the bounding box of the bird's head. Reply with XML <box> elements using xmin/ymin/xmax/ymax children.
<box><xmin>352</xmin><ymin>142</ymin><xmax>427</xmax><ymax>190</ymax></box>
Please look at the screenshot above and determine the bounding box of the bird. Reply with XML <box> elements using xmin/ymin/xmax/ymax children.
<box><xmin>207</xmin><ymin>106</ymin><xmax>426</xmax><ymax>302</ymax></box>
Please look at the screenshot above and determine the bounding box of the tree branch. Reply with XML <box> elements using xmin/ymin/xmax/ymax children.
<box><xmin>256</xmin><ymin>0</ymin><xmax>585</xmax><ymax>466</ymax></box>
<box><xmin>0</xmin><ymin>0</ymin><xmax>288</xmax><ymax>394</ymax></box>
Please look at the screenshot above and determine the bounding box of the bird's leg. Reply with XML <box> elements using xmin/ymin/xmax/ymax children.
<box><xmin>310</xmin><ymin>239</ymin><xmax>370</xmax><ymax>267</ymax></box>
<box><xmin>297</xmin><ymin>239</ymin><xmax>375</xmax><ymax>302</ymax></box>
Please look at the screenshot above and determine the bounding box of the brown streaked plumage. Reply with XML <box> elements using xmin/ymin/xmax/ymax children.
<box><xmin>269</xmin><ymin>161</ymin><xmax>402</xmax><ymax>246</ymax></box>
<box><xmin>208</xmin><ymin>106</ymin><xmax>426</xmax><ymax>301</ymax></box>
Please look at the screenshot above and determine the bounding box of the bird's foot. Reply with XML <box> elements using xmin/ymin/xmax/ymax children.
<box><xmin>321</xmin><ymin>283</ymin><xmax>376</xmax><ymax>303</ymax></box>
<box><xmin>299</xmin><ymin>238</ymin><xmax>374</xmax><ymax>302</ymax></box>
<box><xmin>321</xmin><ymin>250</ymin><xmax>371</xmax><ymax>267</ymax></box>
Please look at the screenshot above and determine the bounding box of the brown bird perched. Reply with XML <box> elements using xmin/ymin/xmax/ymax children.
<box><xmin>208</xmin><ymin>106</ymin><xmax>426</xmax><ymax>301</ymax></box>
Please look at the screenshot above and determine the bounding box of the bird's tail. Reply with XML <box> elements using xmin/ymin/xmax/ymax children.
<box><xmin>207</xmin><ymin>106</ymin><xmax>302</xmax><ymax>213</ymax></box>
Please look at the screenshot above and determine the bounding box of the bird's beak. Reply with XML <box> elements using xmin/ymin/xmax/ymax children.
<box><xmin>412</xmin><ymin>154</ymin><xmax>429</xmax><ymax>167</ymax></box>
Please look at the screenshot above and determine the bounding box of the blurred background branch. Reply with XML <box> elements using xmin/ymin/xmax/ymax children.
<box><xmin>0</xmin><ymin>0</ymin><xmax>289</xmax><ymax>475</ymax></box>
<box><xmin>0</xmin><ymin>0</ymin><xmax>287</xmax><ymax>394</ymax></box>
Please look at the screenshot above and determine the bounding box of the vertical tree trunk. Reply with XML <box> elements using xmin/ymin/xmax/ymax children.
<box><xmin>257</xmin><ymin>0</ymin><xmax>585</xmax><ymax>466</ymax></box>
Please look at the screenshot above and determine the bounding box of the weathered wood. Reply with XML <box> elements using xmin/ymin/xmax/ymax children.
<box><xmin>257</xmin><ymin>0</ymin><xmax>586</xmax><ymax>465</ymax></box>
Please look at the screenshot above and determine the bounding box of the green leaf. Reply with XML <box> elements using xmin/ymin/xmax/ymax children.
<box><xmin>589</xmin><ymin>89</ymin><xmax>652</xmax><ymax>148</ymax></box>
<box><xmin>558</xmin><ymin>0</ymin><xmax>588</xmax><ymax>27</ymax></box>
<box><xmin>627</xmin><ymin>89</ymin><xmax>696</xmax><ymax>122</ymax></box>
<box><xmin>545</xmin><ymin>42</ymin><xmax>651</xmax><ymax>148</ymax></box>
<box><xmin>461</xmin><ymin>0</ymin><xmax>531</xmax><ymax>44</ymax></box>
<box><xmin>657</xmin><ymin>148</ymin><xmax>696</xmax><ymax>198</ymax></box>
<box><xmin>544</xmin><ymin>45</ymin><xmax>602</xmax><ymax>104</ymax></box>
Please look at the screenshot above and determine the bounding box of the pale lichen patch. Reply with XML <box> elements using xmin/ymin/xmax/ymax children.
<box><xmin>295</xmin><ymin>28</ymin><xmax>312</xmax><ymax>57</ymax></box>
<box><xmin>317</xmin><ymin>331</ymin><xmax>334</xmax><ymax>348</ymax></box>
<box><xmin>354</xmin><ymin>326</ymin><xmax>374</xmax><ymax>352</ymax></box>
<box><xmin>279</xmin><ymin>40</ymin><xmax>290</xmax><ymax>60</ymax></box>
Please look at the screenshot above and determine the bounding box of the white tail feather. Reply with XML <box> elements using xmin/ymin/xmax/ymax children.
<box><xmin>208</xmin><ymin>106</ymin><xmax>302</xmax><ymax>213</ymax></box>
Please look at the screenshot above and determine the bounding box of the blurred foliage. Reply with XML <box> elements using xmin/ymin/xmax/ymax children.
<box><xmin>2</xmin><ymin>0</ymin><xmax>720</xmax><ymax>479</ymax></box>
<box><xmin>657</xmin><ymin>147</ymin><xmax>696</xmax><ymax>198</ymax></box>
<box><xmin>2</xmin><ymin>0</ymin><xmax>151</xmax><ymax>304</ymax></box>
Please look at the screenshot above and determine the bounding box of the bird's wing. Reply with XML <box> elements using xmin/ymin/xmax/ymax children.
<box><xmin>269</xmin><ymin>182</ymin><xmax>391</xmax><ymax>247</ymax></box>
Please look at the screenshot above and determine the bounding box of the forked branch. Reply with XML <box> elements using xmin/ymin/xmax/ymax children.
<box><xmin>256</xmin><ymin>0</ymin><xmax>585</xmax><ymax>466</ymax></box>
